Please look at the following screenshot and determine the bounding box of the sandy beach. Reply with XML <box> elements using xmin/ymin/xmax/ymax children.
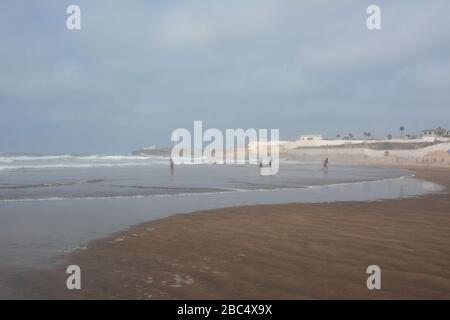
<box><xmin>4</xmin><ymin>0</ymin><xmax>450</xmax><ymax>304</ymax></box>
<box><xmin>7</xmin><ymin>166</ymin><xmax>448</xmax><ymax>299</ymax></box>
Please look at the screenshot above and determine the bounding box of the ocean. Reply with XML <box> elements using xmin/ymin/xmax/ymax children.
<box><xmin>0</xmin><ymin>153</ymin><xmax>445</xmax><ymax>297</ymax></box>
<box><xmin>0</xmin><ymin>153</ymin><xmax>427</xmax><ymax>201</ymax></box>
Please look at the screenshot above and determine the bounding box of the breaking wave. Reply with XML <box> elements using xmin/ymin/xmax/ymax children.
<box><xmin>0</xmin><ymin>154</ymin><xmax>170</xmax><ymax>171</ymax></box>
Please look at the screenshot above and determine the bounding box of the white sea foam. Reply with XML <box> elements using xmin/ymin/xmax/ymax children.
<box><xmin>0</xmin><ymin>162</ymin><xmax>169</xmax><ymax>171</ymax></box>
<box><xmin>0</xmin><ymin>153</ymin><xmax>302</xmax><ymax>170</ymax></box>
<box><xmin>0</xmin><ymin>155</ymin><xmax>72</xmax><ymax>162</ymax></box>
<box><xmin>0</xmin><ymin>154</ymin><xmax>172</xmax><ymax>171</ymax></box>
<box><xmin>0</xmin><ymin>154</ymin><xmax>167</xmax><ymax>162</ymax></box>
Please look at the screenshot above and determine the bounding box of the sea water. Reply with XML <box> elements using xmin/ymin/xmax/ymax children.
<box><xmin>0</xmin><ymin>153</ymin><xmax>444</xmax><ymax>283</ymax></box>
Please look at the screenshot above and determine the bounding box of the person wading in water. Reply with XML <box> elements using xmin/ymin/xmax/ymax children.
<box><xmin>169</xmin><ymin>158</ymin><xmax>175</xmax><ymax>174</ymax></box>
<box><xmin>322</xmin><ymin>157</ymin><xmax>329</xmax><ymax>172</ymax></box>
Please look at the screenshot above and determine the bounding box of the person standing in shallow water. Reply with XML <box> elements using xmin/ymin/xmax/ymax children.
<box><xmin>169</xmin><ymin>158</ymin><xmax>175</xmax><ymax>174</ymax></box>
<box><xmin>322</xmin><ymin>157</ymin><xmax>329</xmax><ymax>172</ymax></box>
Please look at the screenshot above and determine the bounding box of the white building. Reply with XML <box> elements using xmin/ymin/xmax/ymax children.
<box><xmin>422</xmin><ymin>127</ymin><xmax>449</xmax><ymax>138</ymax></box>
<box><xmin>299</xmin><ymin>134</ymin><xmax>323</xmax><ymax>141</ymax></box>
<box><xmin>248</xmin><ymin>130</ymin><xmax>450</xmax><ymax>153</ymax></box>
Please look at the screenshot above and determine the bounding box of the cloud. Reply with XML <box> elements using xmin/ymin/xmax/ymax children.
<box><xmin>155</xmin><ymin>0</ymin><xmax>282</xmax><ymax>49</ymax></box>
<box><xmin>0</xmin><ymin>0</ymin><xmax>449</xmax><ymax>153</ymax></box>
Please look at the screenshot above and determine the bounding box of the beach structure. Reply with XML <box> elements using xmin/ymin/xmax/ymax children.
<box><xmin>299</xmin><ymin>134</ymin><xmax>323</xmax><ymax>141</ymax></box>
<box><xmin>248</xmin><ymin>129</ymin><xmax>450</xmax><ymax>152</ymax></box>
<box><xmin>422</xmin><ymin>127</ymin><xmax>449</xmax><ymax>138</ymax></box>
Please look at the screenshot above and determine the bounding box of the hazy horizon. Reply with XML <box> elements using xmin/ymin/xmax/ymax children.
<box><xmin>1</xmin><ymin>0</ymin><xmax>450</xmax><ymax>154</ymax></box>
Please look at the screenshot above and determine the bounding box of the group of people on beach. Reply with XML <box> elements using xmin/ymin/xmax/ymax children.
<box><xmin>169</xmin><ymin>157</ymin><xmax>329</xmax><ymax>172</ymax></box>
<box><xmin>168</xmin><ymin>157</ymin><xmax>274</xmax><ymax>170</ymax></box>
<box><xmin>258</xmin><ymin>158</ymin><xmax>272</xmax><ymax>168</ymax></box>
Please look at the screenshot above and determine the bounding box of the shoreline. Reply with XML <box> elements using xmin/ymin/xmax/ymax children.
<box><xmin>5</xmin><ymin>166</ymin><xmax>450</xmax><ymax>299</ymax></box>
<box><xmin>0</xmin><ymin>172</ymin><xmax>421</xmax><ymax>203</ymax></box>
<box><xmin>0</xmin><ymin>163</ymin><xmax>416</xmax><ymax>203</ymax></box>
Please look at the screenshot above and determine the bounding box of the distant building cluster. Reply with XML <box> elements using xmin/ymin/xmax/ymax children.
<box><xmin>299</xmin><ymin>134</ymin><xmax>322</xmax><ymax>141</ymax></box>
<box><xmin>422</xmin><ymin>127</ymin><xmax>450</xmax><ymax>138</ymax></box>
<box><xmin>248</xmin><ymin>127</ymin><xmax>450</xmax><ymax>152</ymax></box>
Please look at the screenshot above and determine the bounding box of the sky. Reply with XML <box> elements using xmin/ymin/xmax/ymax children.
<box><xmin>1</xmin><ymin>0</ymin><xmax>449</xmax><ymax>154</ymax></box>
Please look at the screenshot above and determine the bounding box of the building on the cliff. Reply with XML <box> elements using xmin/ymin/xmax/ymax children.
<box><xmin>422</xmin><ymin>127</ymin><xmax>449</xmax><ymax>138</ymax></box>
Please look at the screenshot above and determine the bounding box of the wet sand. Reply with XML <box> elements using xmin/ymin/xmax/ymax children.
<box><xmin>8</xmin><ymin>167</ymin><xmax>450</xmax><ymax>299</ymax></box>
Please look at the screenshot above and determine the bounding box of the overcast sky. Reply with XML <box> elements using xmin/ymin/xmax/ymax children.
<box><xmin>1</xmin><ymin>0</ymin><xmax>449</xmax><ymax>154</ymax></box>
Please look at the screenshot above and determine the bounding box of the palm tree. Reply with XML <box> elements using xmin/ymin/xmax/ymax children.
<box><xmin>388</xmin><ymin>134</ymin><xmax>392</xmax><ymax>140</ymax></box>
<box><xmin>400</xmin><ymin>126</ymin><xmax>405</xmax><ymax>139</ymax></box>
<box><xmin>348</xmin><ymin>133</ymin><xmax>354</xmax><ymax>139</ymax></box>
<box><xmin>336</xmin><ymin>134</ymin><xmax>341</xmax><ymax>139</ymax></box>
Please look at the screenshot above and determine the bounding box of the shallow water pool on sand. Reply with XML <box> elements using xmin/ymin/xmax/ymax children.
<box><xmin>0</xmin><ymin>163</ymin><xmax>445</xmax><ymax>299</ymax></box>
